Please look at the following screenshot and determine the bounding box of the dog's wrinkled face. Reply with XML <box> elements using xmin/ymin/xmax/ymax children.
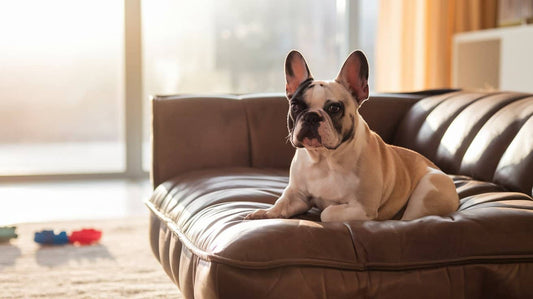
<box><xmin>288</xmin><ymin>79</ymin><xmax>356</xmax><ymax>149</ymax></box>
<box><xmin>285</xmin><ymin>50</ymin><xmax>369</xmax><ymax>150</ymax></box>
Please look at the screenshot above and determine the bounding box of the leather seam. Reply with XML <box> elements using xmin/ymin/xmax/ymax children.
<box><xmin>342</xmin><ymin>222</ymin><xmax>365</xmax><ymax>270</ymax></box>
<box><xmin>241</xmin><ymin>99</ymin><xmax>254</xmax><ymax>167</ymax></box>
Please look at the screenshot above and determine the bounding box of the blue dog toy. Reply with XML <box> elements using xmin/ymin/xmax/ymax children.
<box><xmin>34</xmin><ymin>230</ymin><xmax>69</xmax><ymax>245</ymax></box>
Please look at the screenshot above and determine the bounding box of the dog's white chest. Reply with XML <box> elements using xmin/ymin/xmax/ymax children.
<box><xmin>302</xmin><ymin>163</ymin><xmax>359</xmax><ymax>209</ymax></box>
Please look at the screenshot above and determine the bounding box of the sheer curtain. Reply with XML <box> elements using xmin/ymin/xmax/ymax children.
<box><xmin>375</xmin><ymin>0</ymin><xmax>497</xmax><ymax>92</ymax></box>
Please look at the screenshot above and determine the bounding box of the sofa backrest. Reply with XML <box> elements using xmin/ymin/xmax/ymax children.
<box><xmin>151</xmin><ymin>91</ymin><xmax>532</xmax><ymax>196</ymax></box>
<box><xmin>394</xmin><ymin>91</ymin><xmax>533</xmax><ymax>196</ymax></box>
<box><xmin>150</xmin><ymin>93</ymin><xmax>422</xmax><ymax>187</ymax></box>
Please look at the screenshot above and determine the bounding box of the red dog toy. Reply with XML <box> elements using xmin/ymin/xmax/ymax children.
<box><xmin>69</xmin><ymin>229</ymin><xmax>102</xmax><ymax>245</ymax></box>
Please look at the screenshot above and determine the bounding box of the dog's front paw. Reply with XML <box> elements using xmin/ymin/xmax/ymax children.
<box><xmin>244</xmin><ymin>209</ymin><xmax>274</xmax><ymax>220</ymax></box>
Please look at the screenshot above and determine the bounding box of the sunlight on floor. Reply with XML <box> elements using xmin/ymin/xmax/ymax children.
<box><xmin>0</xmin><ymin>179</ymin><xmax>151</xmax><ymax>225</ymax></box>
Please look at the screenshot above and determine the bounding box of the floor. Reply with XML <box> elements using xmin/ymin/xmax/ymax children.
<box><xmin>0</xmin><ymin>178</ymin><xmax>151</xmax><ymax>225</ymax></box>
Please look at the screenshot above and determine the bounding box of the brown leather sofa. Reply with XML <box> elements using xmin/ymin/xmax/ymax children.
<box><xmin>146</xmin><ymin>90</ymin><xmax>533</xmax><ymax>299</ymax></box>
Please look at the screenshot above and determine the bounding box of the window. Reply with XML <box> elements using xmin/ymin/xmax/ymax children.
<box><xmin>0</xmin><ymin>0</ymin><xmax>377</xmax><ymax>177</ymax></box>
<box><xmin>141</xmin><ymin>0</ymin><xmax>364</xmax><ymax>169</ymax></box>
<box><xmin>0</xmin><ymin>0</ymin><xmax>124</xmax><ymax>175</ymax></box>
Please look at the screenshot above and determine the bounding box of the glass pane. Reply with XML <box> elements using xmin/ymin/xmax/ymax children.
<box><xmin>142</xmin><ymin>0</ymin><xmax>345</xmax><ymax>170</ymax></box>
<box><xmin>0</xmin><ymin>0</ymin><xmax>125</xmax><ymax>175</ymax></box>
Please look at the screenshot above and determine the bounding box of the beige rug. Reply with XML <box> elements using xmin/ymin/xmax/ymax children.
<box><xmin>0</xmin><ymin>216</ymin><xmax>182</xmax><ymax>298</ymax></box>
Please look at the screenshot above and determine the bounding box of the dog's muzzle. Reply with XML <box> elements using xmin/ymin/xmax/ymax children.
<box><xmin>296</xmin><ymin>112</ymin><xmax>323</xmax><ymax>147</ymax></box>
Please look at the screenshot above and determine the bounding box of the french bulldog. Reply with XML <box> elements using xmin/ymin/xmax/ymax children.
<box><xmin>245</xmin><ymin>50</ymin><xmax>459</xmax><ymax>222</ymax></box>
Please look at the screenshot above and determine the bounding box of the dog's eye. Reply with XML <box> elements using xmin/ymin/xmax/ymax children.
<box><xmin>291</xmin><ymin>104</ymin><xmax>301</xmax><ymax>113</ymax></box>
<box><xmin>327</xmin><ymin>103</ymin><xmax>342</xmax><ymax>114</ymax></box>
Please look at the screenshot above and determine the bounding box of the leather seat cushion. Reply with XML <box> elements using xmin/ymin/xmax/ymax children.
<box><xmin>147</xmin><ymin>168</ymin><xmax>533</xmax><ymax>272</ymax></box>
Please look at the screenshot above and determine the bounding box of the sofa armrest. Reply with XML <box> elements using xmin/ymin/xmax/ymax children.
<box><xmin>151</xmin><ymin>95</ymin><xmax>248</xmax><ymax>188</ymax></box>
<box><xmin>151</xmin><ymin>93</ymin><xmax>426</xmax><ymax>188</ymax></box>
<box><xmin>150</xmin><ymin>94</ymin><xmax>294</xmax><ymax>188</ymax></box>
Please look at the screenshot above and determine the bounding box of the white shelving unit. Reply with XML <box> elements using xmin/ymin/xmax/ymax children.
<box><xmin>452</xmin><ymin>25</ymin><xmax>533</xmax><ymax>93</ymax></box>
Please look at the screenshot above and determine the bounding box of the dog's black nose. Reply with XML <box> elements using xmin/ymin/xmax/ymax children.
<box><xmin>303</xmin><ymin>112</ymin><xmax>323</xmax><ymax>124</ymax></box>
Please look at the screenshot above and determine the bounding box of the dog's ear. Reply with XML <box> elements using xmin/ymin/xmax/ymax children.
<box><xmin>336</xmin><ymin>50</ymin><xmax>369</xmax><ymax>104</ymax></box>
<box><xmin>285</xmin><ymin>50</ymin><xmax>312</xmax><ymax>98</ymax></box>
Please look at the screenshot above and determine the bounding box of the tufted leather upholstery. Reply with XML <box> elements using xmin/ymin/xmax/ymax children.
<box><xmin>395</xmin><ymin>91</ymin><xmax>533</xmax><ymax>196</ymax></box>
<box><xmin>147</xmin><ymin>91</ymin><xmax>533</xmax><ymax>298</ymax></box>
